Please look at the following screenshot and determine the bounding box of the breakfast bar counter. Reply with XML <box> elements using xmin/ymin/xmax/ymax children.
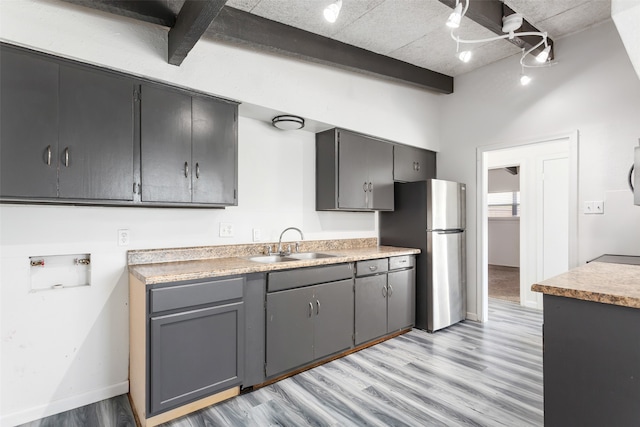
<box><xmin>532</xmin><ymin>260</ymin><xmax>640</xmax><ymax>427</ymax></box>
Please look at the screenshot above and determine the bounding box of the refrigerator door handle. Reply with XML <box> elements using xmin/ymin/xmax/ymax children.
<box><xmin>431</xmin><ymin>229</ymin><xmax>465</xmax><ymax>234</ymax></box>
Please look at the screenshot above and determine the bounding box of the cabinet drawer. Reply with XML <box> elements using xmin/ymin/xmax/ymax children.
<box><xmin>268</xmin><ymin>263</ymin><xmax>353</xmax><ymax>292</ymax></box>
<box><xmin>150</xmin><ymin>277</ymin><xmax>243</xmax><ymax>313</ymax></box>
<box><xmin>356</xmin><ymin>259</ymin><xmax>388</xmax><ymax>277</ymax></box>
<box><xmin>389</xmin><ymin>255</ymin><xmax>414</xmax><ymax>270</ymax></box>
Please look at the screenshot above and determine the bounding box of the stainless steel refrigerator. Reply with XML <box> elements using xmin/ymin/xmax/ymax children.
<box><xmin>380</xmin><ymin>179</ymin><xmax>466</xmax><ymax>332</ymax></box>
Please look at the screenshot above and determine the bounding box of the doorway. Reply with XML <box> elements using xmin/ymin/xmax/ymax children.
<box><xmin>476</xmin><ymin>133</ymin><xmax>579</xmax><ymax>321</ymax></box>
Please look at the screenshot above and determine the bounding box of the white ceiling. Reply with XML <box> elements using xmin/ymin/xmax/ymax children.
<box><xmin>225</xmin><ymin>0</ymin><xmax>613</xmax><ymax>76</ymax></box>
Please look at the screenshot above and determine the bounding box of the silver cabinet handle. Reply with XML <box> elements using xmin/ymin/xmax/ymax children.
<box><xmin>388</xmin><ymin>284</ymin><xmax>394</xmax><ymax>297</ymax></box>
<box><xmin>64</xmin><ymin>147</ymin><xmax>69</xmax><ymax>167</ymax></box>
<box><xmin>368</xmin><ymin>182</ymin><xmax>372</xmax><ymax>192</ymax></box>
<box><xmin>308</xmin><ymin>302</ymin><xmax>313</xmax><ymax>317</ymax></box>
<box><xmin>415</xmin><ymin>162</ymin><xmax>420</xmax><ymax>171</ymax></box>
<box><xmin>195</xmin><ymin>162</ymin><xmax>200</xmax><ymax>179</ymax></box>
<box><xmin>46</xmin><ymin>145</ymin><xmax>52</xmax><ymax>166</ymax></box>
<box><xmin>382</xmin><ymin>285</ymin><xmax>387</xmax><ymax>297</ymax></box>
<box><xmin>316</xmin><ymin>299</ymin><xmax>320</xmax><ymax>315</ymax></box>
<box><xmin>363</xmin><ymin>182</ymin><xmax>368</xmax><ymax>192</ymax></box>
<box><xmin>184</xmin><ymin>162</ymin><xmax>189</xmax><ymax>178</ymax></box>
<box><xmin>369</xmin><ymin>265</ymin><xmax>378</xmax><ymax>271</ymax></box>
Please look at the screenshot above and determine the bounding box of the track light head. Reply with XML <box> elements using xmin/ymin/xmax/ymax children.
<box><xmin>324</xmin><ymin>0</ymin><xmax>342</xmax><ymax>23</ymax></box>
<box><xmin>446</xmin><ymin>3</ymin><xmax>463</xmax><ymax>28</ymax></box>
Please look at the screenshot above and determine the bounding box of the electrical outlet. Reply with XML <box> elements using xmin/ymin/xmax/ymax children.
<box><xmin>252</xmin><ymin>228</ymin><xmax>261</xmax><ymax>242</ymax></box>
<box><xmin>118</xmin><ymin>229</ymin><xmax>130</xmax><ymax>246</ymax></box>
<box><xmin>219</xmin><ymin>223</ymin><xmax>234</xmax><ymax>237</ymax></box>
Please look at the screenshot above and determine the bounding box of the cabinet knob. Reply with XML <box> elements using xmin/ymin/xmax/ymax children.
<box><xmin>369</xmin><ymin>265</ymin><xmax>378</xmax><ymax>271</ymax></box>
<box><xmin>184</xmin><ymin>162</ymin><xmax>189</xmax><ymax>178</ymax></box>
<box><xmin>64</xmin><ymin>147</ymin><xmax>70</xmax><ymax>167</ymax></box>
<box><xmin>195</xmin><ymin>162</ymin><xmax>200</xmax><ymax>179</ymax></box>
<box><xmin>45</xmin><ymin>145</ymin><xmax>52</xmax><ymax>166</ymax></box>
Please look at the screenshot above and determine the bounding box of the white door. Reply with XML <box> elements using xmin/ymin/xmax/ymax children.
<box><xmin>541</xmin><ymin>157</ymin><xmax>569</xmax><ymax>300</ymax></box>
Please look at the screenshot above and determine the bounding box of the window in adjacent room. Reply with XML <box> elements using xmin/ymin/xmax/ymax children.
<box><xmin>488</xmin><ymin>191</ymin><xmax>520</xmax><ymax>217</ymax></box>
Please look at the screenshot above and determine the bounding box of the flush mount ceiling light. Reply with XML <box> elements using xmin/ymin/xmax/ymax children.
<box><xmin>324</xmin><ymin>0</ymin><xmax>342</xmax><ymax>23</ymax></box>
<box><xmin>446</xmin><ymin>0</ymin><xmax>555</xmax><ymax>84</ymax></box>
<box><xmin>272</xmin><ymin>115</ymin><xmax>305</xmax><ymax>130</ymax></box>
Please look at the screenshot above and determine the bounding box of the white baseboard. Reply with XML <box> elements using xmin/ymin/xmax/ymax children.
<box><xmin>1</xmin><ymin>381</ymin><xmax>129</xmax><ymax>427</ymax></box>
<box><xmin>466</xmin><ymin>312</ymin><xmax>480</xmax><ymax>322</ymax></box>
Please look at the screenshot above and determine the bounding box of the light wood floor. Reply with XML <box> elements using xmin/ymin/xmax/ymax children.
<box><xmin>20</xmin><ymin>298</ymin><xmax>543</xmax><ymax>427</ymax></box>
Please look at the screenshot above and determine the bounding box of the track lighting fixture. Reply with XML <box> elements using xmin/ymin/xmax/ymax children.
<box><xmin>324</xmin><ymin>0</ymin><xmax>342</xmax><ymax>23</ymax></box>
<box><xmin>446</xmin><ymin>0</ymin><xmax>555</xmax><ymax>84</ymax></box>
<box><xmin>446</xmin><ymin>2</ymin><xmax>463</xmax><ymax>28</ymax></box>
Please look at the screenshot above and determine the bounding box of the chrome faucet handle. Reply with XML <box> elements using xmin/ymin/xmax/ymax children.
<box><xmin>286</xmin><ymin>244</ymin><xmax>292</xmax><ymax>255</ymax></box>
<box><xmin>295</xmin><ymin>242</ymin><xmax>300</xmax><ymax>253</ymax></box>
<box><xmin>264</xmin><ymin>245</ymin><xmax>272</xmax><ymax>255</ymax></box>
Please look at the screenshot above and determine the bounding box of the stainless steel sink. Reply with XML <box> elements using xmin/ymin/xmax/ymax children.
<box><xmin>246</xmin><ymin>255</ymin><xmax>298</xmax><ymax>263</ymax></box>
<box><xmin>287</xmin><ymin>252</ymin><xmax>338</xmax><ymax>260</ymax></box>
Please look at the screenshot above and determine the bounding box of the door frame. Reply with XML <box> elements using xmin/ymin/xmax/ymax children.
<box><xmin>475</xmin><ymin>131</ymin><xmax>579</xmax><ymax>322</ymax></box>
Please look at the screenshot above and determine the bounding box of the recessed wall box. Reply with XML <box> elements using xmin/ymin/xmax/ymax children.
<box><xmin>29</xmin><ymin>253</ymin><xmax>91</xmax><ymax>291</ymax></box>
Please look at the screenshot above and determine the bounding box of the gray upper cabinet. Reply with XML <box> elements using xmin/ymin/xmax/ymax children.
<box><xmin>58</xmin><ymin>65</ymin><xmax>135</xmax><ymax>200</ymax></box>
<box><xmin>141</xmin><ymin>84</ymin><xmax>238</xmax><ymax>206</ymax></box>
<box><xmin>141</xmin><ymin>84</ymin><xmax>193</xmax><ymax>203</ymax></box>
<box><xmin>316</xmin><ymin>128</ymin><xmax>394</xmax><ymax>211</ymax></box>
<box><xmin>393</xmin><ymin>144</ymin><xmax>436</xmax><ymax>182</ymax></box>
<box><xmin>192</xmin><ymin>97</ymin><xmax>237</xmax><ymax>205</ymax></box>
<box><xmin>1</xmin><ymin>47</ymin><xmax>59</xmax><ymax>199</ymax></box>
<box><xmin>0</xmin><ymin>46</ymin><xmax>135</xmax><ymax>201</ymax></box>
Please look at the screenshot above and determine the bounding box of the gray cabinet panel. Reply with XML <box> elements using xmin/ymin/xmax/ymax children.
<box><xmin>0</xmin><ymin>47</ymin><xmax>59</xmax><ymax>198</ymax></box>
<box><xmin>268</xmin><ymin>263</ymin><xmax>353</xmax><ymax>292</ymax></box>
<box><xmin>338</xmin><ymin>130</ymin><xmax>368</xmax><ymax>210</ymax></box>
<box><xmin>58</xmin><ymin>65</ymin><xmax>134</xmax><ymax>200</ymax></box>
<box><xmin>367</xmin><ymin>139</ymin><xmax>394</xmax><ymax>210</ymax></box>
<box><xmin>266</xmin><ymin>287</ymin><xmax>314</xmax><ymax>377</ymax></box>
<box><xmin>150</xmin><ymin>277</ymin><xmax>243</xmax><ymax>313</ymax></box>
<box><xmin>313</xmin><ymin>279</ymin><xmax>354</xmax><ymax>360</ymax></box>
<box><xmin>191</xmin><ymin>97</ymin><xmax>237</xmax><ymax>205</ymax></box>
<box><xmin>244</xmin><ymin>274</ymin><xmax>266</xmax><ymax>388</ymax></box>
<box><xmin>387</xmin><ymin>269</ymin><xmax>416</xmax><ymax>332</ymax></box>
<box><xmin>393</xmin><ymin>145</ymin><xmax>436</xmax><ymax>182</ymax></box>
<box><xmin>150</xmin><ymin>301</ymin><xmax>244</xmax><ymax>415</ymax></box>
<box><xmin>141</xmin><ymin>84</ymin><xmax>192</xmax><ymax>203</ymax></box>
<box><xmin>355</xmin><ymin>275</ymin><xmax>387</xmax><ymax>345</ymax></box>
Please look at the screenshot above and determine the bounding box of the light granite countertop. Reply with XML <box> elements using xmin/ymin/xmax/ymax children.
<box><xmin>531</xmin><ymin>261</ymin><xmax>640</xmax><ymax>308</ymax></box>
<box><xmin>129</xmin><ymin>241</ymin><xmax>420</xmax><ymax>285</ymax></box>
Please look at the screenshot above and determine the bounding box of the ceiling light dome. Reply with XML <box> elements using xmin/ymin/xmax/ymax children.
<box><xmin>272</xmin><ymin>115</ymin><xmax>305</xmax><ymax>130</ymax></box>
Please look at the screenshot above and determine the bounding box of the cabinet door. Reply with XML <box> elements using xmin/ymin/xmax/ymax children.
<box><xmin>141</xmin><ymin>84</ymin><xmax>192</xmax><ymax>203</ymax></box>
<box><xmin>150</xmin><ymin>302</ymin><xmax>244</xmax><ymax>415</ymax></box>
<box><xmin>313</xmin><ymin>279</ymin><xmax>354</xmax><ymax>360</ymax></box>
<box><xmin>338</xmin><ymin>130</ymin><xmax>368</xmax><ymax>210</ymax></box>
<box><xmin>192</xmin><ymin>97</ymin><xmax>237</xmax><ymax>205</ymax></box>
<box><xmin>0</xmin><ymin>47</ymin><xmax>59</xmax><ymax>198</ymax></box>
<box><xmin>367</xmin><ymin>139</ymin><xmax>394</xmax><ymax>210</ymax></box>
<box><xmin>394</xmin><ymin>145</ymin><xmax>436</xmax><ymax>182</ymax></box>
<box><xmin>58</xmin><ymin>65</ymin><xmax>135</xmax><ymax>200</ymax></box>
<box><xmin>355</xmin><ymin>275</ymin><xmax>388</xmax><ymax>345</ymax></box>
<box><xmin>266</xmin><ymin>287</ymin><xmax>314</xmax><ymax>377</ymax></box>
<box><xmin>387</xmin><ymin>268</ymin><xmax>416</xmax><ymax>332</ymax></box>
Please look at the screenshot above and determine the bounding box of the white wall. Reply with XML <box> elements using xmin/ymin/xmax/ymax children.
<box><xmin>488</xmin><ymin>168</ymin><xmax>520</xmax><ymax>192</ymax></box>
<box><xmin>439</xmin><ymin>20</ymin><xmax>640</xmax><ymax>320</ymax></box>
<box><xmin>488</xmin><ymin>219</ymin><xmax>520</xmax><ymax>267</ymax></box>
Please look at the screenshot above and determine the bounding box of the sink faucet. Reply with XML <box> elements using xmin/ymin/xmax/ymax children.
<box><xmin>277</xmin><ymin>227</ymin><xmax>304</xmax><ymax>255</ymax></box>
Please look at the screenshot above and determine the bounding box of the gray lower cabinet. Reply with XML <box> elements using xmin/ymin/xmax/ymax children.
<box><xmin>147</xmin><ymin>276</ymin><xmax>244</xmax><ymax>416</ymax></box>
<box><xmin>266</xmin><ymin>264</ymin><xmax>354</xmax><ymax>377</ymax></box>
<box><xmin>355</xmin><ymin>256</ymin><xmax>415</xmax><ymax>345</ymax></box>
<box><xmin>140</xmin><ymin>83</ymin><xmax>238</xmax><ymax>206</ymax></box>
<box><xmin>316</xmin><ymin>128</ymin><xmax>394</xmax><ymax>211</ymax></box>
<box><xmin>393</xmin><ymin>144</ymin><xmax>436</xmax><ymax>182</ymax></box>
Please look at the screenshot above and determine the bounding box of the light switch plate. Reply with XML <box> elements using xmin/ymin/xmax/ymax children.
<box><xmin>593</xmin><ymin>200</ymin><xmax>604</xmax><ymax>214</ymax></box>
<box><xmin>219</xmin><ymin>223</ymin><xmax>234</xmax><ymax>237</ymax></box>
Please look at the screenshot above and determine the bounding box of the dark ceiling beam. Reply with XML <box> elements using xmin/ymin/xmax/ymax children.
<box><xmin>438</xmin><ymin>0</ymin><xmax>554</xmax><ymax>60</ymax></box>
<box><xmin>204</xmin><ymin>7</ymin><xmax>453</xmax><ymax>94</ymax></box>
<box><xmin>168</xmin><ymin>0</ymin><xmax>227</xmax><ymax>66</ymax></box>
<box><xmin>62</xmin><ymin>0</ymin><xmax>177</xmax><ymax>27</ymax></box>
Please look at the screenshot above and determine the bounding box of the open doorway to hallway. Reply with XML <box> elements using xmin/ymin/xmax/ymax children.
<box><xmin>487</xmin><ymin>167</ymin><xmax>521</xmax><ymax>304</ymax></box>
<box><xmin>476</xmin><ymin>133</ymin><xmax>579</xmax><ymax>322</ymax></box>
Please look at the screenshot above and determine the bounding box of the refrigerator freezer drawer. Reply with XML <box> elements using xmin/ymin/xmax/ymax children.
<box><xmin>428</xmin><ymin>230</ymin><xmax>466</xmax><ymax>332</ymax></box>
